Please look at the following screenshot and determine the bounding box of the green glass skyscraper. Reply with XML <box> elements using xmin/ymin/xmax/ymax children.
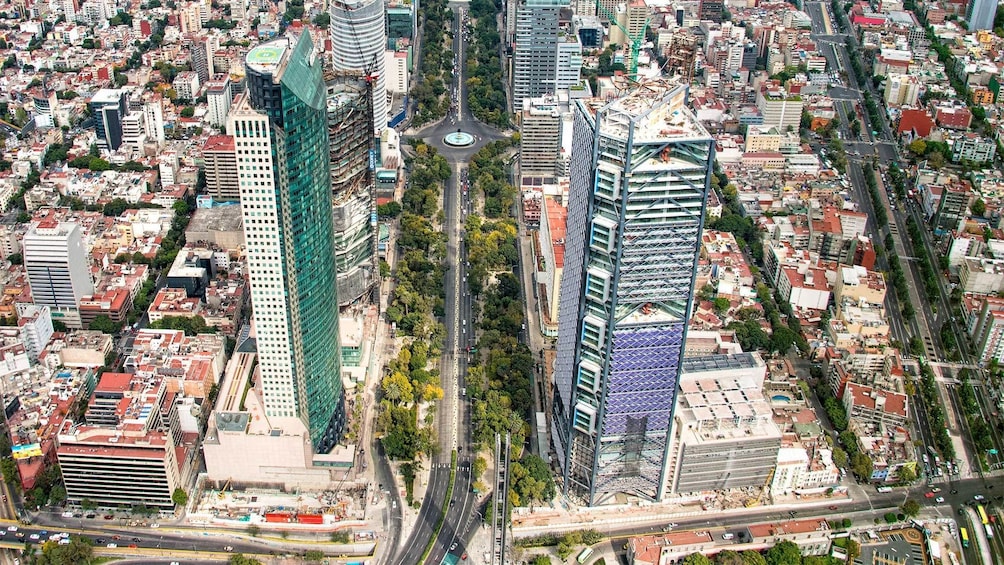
<box><xmin>229</xmin><ymin>31</ymin><xmax>344</xmax><ymax>453</ymax></box>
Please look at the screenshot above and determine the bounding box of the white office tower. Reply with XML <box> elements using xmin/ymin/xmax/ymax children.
<box><xmin>329</xmin><ymin>0</ymin><xmax>387</xmax><ymax>132</ymax></box>
<box><xmin>143</xmin><ymin>97</ymin><xmax>166</xmax><ymax>146</ymax></box>
<box><xmin>23</xmin><ymin>219</ymin><xmax>94</xmax><ymax>329</ymax></box>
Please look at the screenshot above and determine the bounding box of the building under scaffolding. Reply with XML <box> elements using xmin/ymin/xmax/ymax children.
<box><xmin>665</xmin><ymin>31</ymin><xmax>697</xmax><ymax>85</ymax></box>
<box><xmin>324</xmin><ymin>69</ymin><xmax>378</xmax><ymax>306</ymax></box>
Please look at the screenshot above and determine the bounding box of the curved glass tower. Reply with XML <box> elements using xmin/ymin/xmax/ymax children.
<box><xmin>329</xmin><ymin>0</ymin><xmax>387</xmax><ymax>132</ymax></box>
<box><xmin>230</xmin><ymin>31</ymin><xmax>344</xmax><ymax>453</ymax></box>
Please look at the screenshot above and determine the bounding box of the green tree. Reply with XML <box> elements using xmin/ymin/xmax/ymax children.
<box><xmin>0</xmin><ymin>457</ymin><xmax>17</xmax><ymax>484</ymax></box>
<box><xmin>172</xmin><ymin>487</ymin><xmax>188</xmax><ymax>506</ymax></box>
<box><xmin>741</xmin><ymin>550</ymin><xmax>769</xmax><ymax>565</ymax></box>
<box><xmin>312</xmin><ymin>12</ymin><xmax>330</xmax><ymax>26</ymax></box>
<box><xmin>229</xmin><ymin>556</ymin><xmax>264</xmax><ymax>565</ymax></box>
<box><xmin>908</xmin><ymin>139</ymin><xmax>927</xmax><ymax>156</ymax></box>
<box><xmin>713</xmin><ymin>297</ymin><xmax>731</xmax><ymax>313</ymax></box>
<box><xmin>304</xmin><ymin>549</ymin><xmax>325</xmax><ymax>561</ymax></box>
<box><xmin>901</xmin><ymin>499</ymin><xmax>920</xmax><ymax>517</ymax></box>
<box><xmin>764</xmin><ymin>541</ymin><xmax>803</xmax><ymax>565</ymax></box>
<box><xmin>529</xmin><ymin>556</ymin><xmax>552</xmax><ymax>565</ymax></box>
<box><xmin>716</xmin><ymin>551</ymin><xmax>747</xmax><ymax>565</ymax></box>
<box><xmin>88</xmin><ymin>315</ymin><xmax>121</xmax><ymax>334</ymax></box>
<box><xmin>684</xmin><ymin>553</ymin><xmax>714</xmax><ymax>565</ymax></box>
<box><xmin>33</xmin><ymin>537</ymin><xmax>94</xmax><ymax>565</ymax></box>
<box><xmin>897</xmin><ymin>466</ymin><xmax>917</xmax><ymax>484</ymax></box>
<box><xmin>80</xmin><ymin>498</ymin><xmax>97</xmax><ymax>511</ymax></box>
<box><xmin>330</xmin><ymin>530</ymin><xmax>351</xmax><ymax>543</ymax></box>
<box><xmin>103</xmin><ymin>198</ymin><xmax>130</xmax><ymax>217</ymax></box>
<box><xmin>972</xmin><ymin>198</ymin><xmax>987</xmax><ymax>216</ymax></box>
<box><xmin>770</xmin><ymin>326</ymin><xmax>798</xmax><ymax>354</ymax></box>
<box><xmin>7</xmin><ymin>253</ymin><xmax>21</xmax><ymax>265</ymax></box>
<box><xmin>180</xmin><ymin>106</ymin><xmax>195</xmax><ymax>118</ymax></box>
<box><xmin>48</xmin><ymin>484</ymin><xmax>67</xmax><ymax>505</ymax></box>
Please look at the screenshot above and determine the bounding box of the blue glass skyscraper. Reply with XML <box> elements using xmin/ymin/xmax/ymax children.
<box><xmin>231</xmin><ymin>31</ymin><xmax>344</xmax><ymax>453</ymax></box>
<box><xmin>552</xmin><ymin>80</ymin><xmax>715</xmax><ymax>505</ymax></box>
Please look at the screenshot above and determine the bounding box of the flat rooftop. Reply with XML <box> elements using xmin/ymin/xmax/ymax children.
<box><xmin>580</xmin><ymin>78</ymin><xmax>711</xmax><ymax>143</ymax></box>
<box><xmin>246</xmin><ymin>40</ymin><xmax>289</xmax><ymax>74</ymax></box>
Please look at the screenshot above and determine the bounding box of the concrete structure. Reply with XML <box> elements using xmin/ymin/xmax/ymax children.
<box><xmin>201</xmin><ymin>135</ymin><xmax>239</xmax><ymax>201</ymax></box>
<box><xmin>553</xmin><ymin>79</ymin><xmax>715</xmax><ymax>506</ymax></box>
<box><xmin>56</xmin><ymin>372</ymin><xmax>195</xmax><ymax>510</ymax></box>
<box><xmin>172</xmin><ymin>71</ymin><xmax>201</xmax><ymax>102</ymax></box>
<box><xmin>89</xmin><ymin>89</ymin><xmax>128</xmax><ymax>152</ymax></box>
<box><xmin>384</xmin><ymin>50</ymin><xmax>409</xmax><ymax>94</ymax></box>
<box><xmin>665</xmin><ymin>353</ymin><xmax>782</xmax><ymax>494</ymax></box>
<box><xmin>229</xmin><ymin>32</ymin><xmax>344</xmax><ymax>453</ymax></box>
<box><xmin>184</xmin><ymin>205</ymin><xmax>245</xmax><ymax>251</ymax></box>
<box><xmin>325</xmin><ymin>70</ymin><xmax>377</xmax><ymax>306</ymax></box>
<box><xmin>520</xmin><ymin>95</ymin><xmax>565</xmax><ymax>178</ymax></box>
<box><xmin>967</xmin><ymin>0</ymin><xmax>995</xmax><ymax>31</ymax></box>
<box><xmin>756</xmin><ymin>84</ymin><xmax>802</xmax><ymax>132</ymax></box>
<box><xmin>23</xmin><ymin>219</ymin><xmax>93</xmax><ymax>329</ymax></box>
<box><xmin>329</xmin><ymin>0</ymin><xmax>387</xmax><ymax>131</ymax></box>
<box><xmin>511</xmin><ymin>0</ymin><xmax>567</xmax><ymax>111</ymax></box>
<box><xmin>884</xmin><ymin>74</ymin><xmax>920</xmax><ymax>106</ymax></box>
<box><xmin>206</xmin><ymin>75</ymin><xmax>233</xmax><ymax>127</ymax></box>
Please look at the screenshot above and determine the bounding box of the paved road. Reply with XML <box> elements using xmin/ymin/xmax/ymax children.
<box><xmin>394</xmin><ymin>6</ymin><xmax>506</xmax><ymax>564</ymax></box>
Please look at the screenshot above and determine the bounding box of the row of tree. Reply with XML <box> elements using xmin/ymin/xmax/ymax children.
<box><xmin>409</xmin><ymin>0</ymin><xmax>452</xmax><ymax>126</ymax></box>
<box><xmin>381</xmin><ymin>141</ymin><xmax>451</xmax><ymax>503</ymax></box>
<box><xmin>465</xmin><ymin>0</ymin><xmax>510</xmax><ymax>128</ymax></box>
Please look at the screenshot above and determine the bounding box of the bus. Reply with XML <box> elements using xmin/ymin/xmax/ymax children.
<box><xmin>877</xmin><ymin>486</ymin><xmax>893</xmax><ymax>493</ymax></box>
<box><xmin>577</xmin><ymin>547</ymin><xmax>594</xmax><ymax>564</ymax></box>
<box><xmin>978</xmin><ymin>505</ymin><xmax>990</xmax><ymax>525</ymax></box>
<box><xmin>961</xmin><ymin>528</ymin><xmax>970</xmax><ymax>548</ymax></box>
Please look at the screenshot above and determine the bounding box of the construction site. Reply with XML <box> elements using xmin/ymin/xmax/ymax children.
<box><xmin>187</xmin><ymin>479</ymin><xmax>375</xmax><ymax>530</ymax></box>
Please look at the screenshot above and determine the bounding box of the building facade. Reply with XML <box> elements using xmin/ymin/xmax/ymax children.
<box><xmin>89</xmin><ymin>89</ymin><xmax>127</xmax><ymax>152</ymax></box>
<box><xmin>23</xmin><ymin>219</ymin><xmax>93</xmax><ymax>329</ymax></box>
<box><xmin>202</xmin><ymin>135</ymin><xmax>239</xmax><ymax>201</ymax></box>
<box><xmin>325</xmin><ymin>70</ymin><xmax>377</xmax><ymax>306</ymax></box>
<box><xmin>229</xmin><ymin>32</ymin><xmax>345</xmax><ymax>453</ymax></box>
<box><xmin>329</xmin><ymin>0</ymin><xmax>388</xmax><ymax>132</ymax></box>
<box><xmin>553</xmin><ymin>80</ymin><xmax>715</xmax><ymax>506</ymax></box>
<box><xmin>512</xmin><ymin>0</ymin><xmax>566</xmax><ymax>111</ymax></box>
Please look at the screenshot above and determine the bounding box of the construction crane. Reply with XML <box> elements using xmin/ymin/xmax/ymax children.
<box><xmin>595</xmin><ymin>0</ymin><xmax>649</xmax><ymax>80</ymax></box>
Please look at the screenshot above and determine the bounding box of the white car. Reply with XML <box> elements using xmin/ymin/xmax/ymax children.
<box><xmin>57</xmin><ymin>538</ymin><xmax>70</xmax><ymax>545</ymax></box>
<box><xmin>28</xmin><ymin>534</ymin><xmax>39</xmax><ymax>540</ymax></box>
<box><xmin>7</xmin><ymin>526</ymin><xmax>16</xmax><ymax>532</ymax></box>
<box><xmin>936</xmin><ymin>496</ymin><xmax>945</xmax><ymax>503</ymax></box>
<box><xmin>106</xmin><ymin>543</ymin><xmax>117</xmax><ymax>548</ymax></box>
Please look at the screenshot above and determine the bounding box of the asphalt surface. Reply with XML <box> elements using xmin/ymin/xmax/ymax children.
<box><xmin>393</xmin><ymin>5</ymin><xmax>505</xmax><ymax>565</ymax></box>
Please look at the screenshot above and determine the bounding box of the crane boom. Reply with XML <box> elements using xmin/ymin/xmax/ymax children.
<box><xmin>594</xmin><ymin>0</ymin><xmax>648</xmax><ymax>79</ymax></box>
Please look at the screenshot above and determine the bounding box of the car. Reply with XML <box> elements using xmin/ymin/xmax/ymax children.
<box><xmin>975</xmin><ymin>495</ymin><xmax>986</xmax><ymax>502</ymax></box>
<box><xmin>132</xmin><ymin>537</ymin><xmax>140</xmax><ymax>542</ymax></box>
<box><xmin>103</xmin><ymin>515</ymin><xmax>114</xmax><ymax>520</ymax></box>
<box><xmin>150</xmin><ymin>524</ymin><xmax>159</xmax><ymax>528</ymax></box>
<box><xmin>106</xmin><ymin>543</ymin><xmax>117</xmax><ymax>548</ymax></box>
<box><xmin>96</xmin><ymin>539</ymin><xmax>105</xmax><ymax>544</ymax></box>
<box><xmin>7</xmin><ymin>526</ymin><xmax>16</xmax><ymax>532</ymax></box>
<box><xmin>14</xmin><ymin>532</ymin><xmax>24</xmax><ymax>539</ymax></box>
<box><xmin>462</xmin><ymin>553</ymin><xmax>468</xmax><ymax>560</ymax></box>
<box><xmin>112</xmin><ymin>535</ymin><xmax>121</xmax><ymax>540</ymax></box>
<box><xmin>84</xmin><ymin>514</ymin><xmax>96</xmax><ymax>519</ymax></box>
<box><xmin>39</xmin><ymin>531</ymin><xmax>47</xmax><ymax>536</ymax></box>
<box><xmin>936</xmin><ymin>497</ymin><xmax>945</xmax><ymax>503</ymax></box>
<box><xmin>829</xmin><ymin>505</ymin><xmax>839</xmax><ymax>510</ymax></box>
<box><xmin>450</xmin><ymin>543</ymin><xmax>458</xmax><ymax>551</ymax></box>
<box><xmin>924</xmin><ymin>492</ymin><xmax>935</xmax><ymax>498</ymax></box>
<box><xmin>61</xmin><ymin>511</ymin><xmax>73</xmax><ymax>518</ymax></box>
<box><xmin>128</xmin><ymin>544</ymin><xmax>137</xmax><ymax>549</ymax></box>
<box><xmin>224</xmin><ymin>546</ymin><xmax>234</xmax><ymax>552</ymax></box>
<box><xmin>28</xmin><ymin>534</ymin><xmax>39</xmax><ymax>540</ymax></box>
<box><xmin>57</xmin><ymin>538</ymin><xmax>70</xmax><ymax>545</ymax></box>
<box><xmin>931</xmin><ymin>487</ymin><xmax>942</xmax><ymax>493</ymax></box>
<box><xmin>722</xmin><ymin>533</ymin><xmax>735</xmax><ymax>540</ymax></box>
